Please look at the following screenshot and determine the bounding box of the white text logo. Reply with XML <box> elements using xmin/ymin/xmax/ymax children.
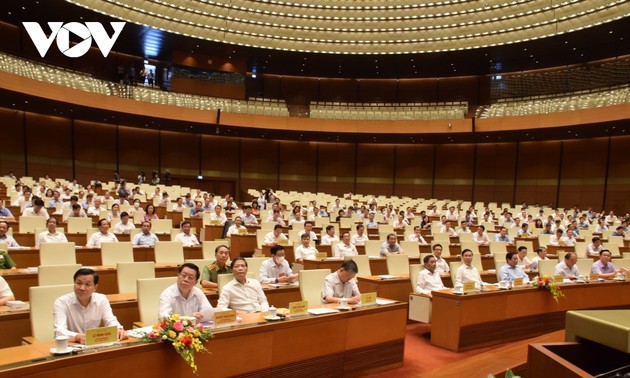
<box><xmin>23</xmin><ymin>22</ymin><xmax>125</xmax><ymax>58</ymax></box>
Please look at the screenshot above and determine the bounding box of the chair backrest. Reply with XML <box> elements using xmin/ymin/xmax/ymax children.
<box><xmin>538</xmin><ymin>259</ymin><xmax>556</xmax><ymax>277</ymax></box>
<box><xmin>37</xmin><ymin>264</ymin><xmax>81</xmax><ymax>286</ymax></box>
<box><xmin>19</xmin><ymin>216</ymin><xmax>46</xmax><ymax>234</ymax></box>
<box><xmin>458</xmin><ymin>232</ymin><xmax>473</xmax><ymax>242</ymax></box>
<box><xmin>217</xmin><ymin>273</ymin><xmax>234</xmax><ymax>295</ymax></box>
<box><xmin>489</xmin><ymin>241</ymin><xmax>508</xmax><ymax>254</ymax></box>
<box><xmin>298</xmin><ymin>269</ymin><xmax>331</xmax><ymax>307</ymax></box>
<box><xmin>493</xmin><ymin>255</ymin><xmax>506</xmax><ymax>280</ymax></box>
<box><xmin>151</xmin><ymin>219</ymin><xmax>173</xmax><ymax>234</ymax></box>
<box><xmin>117</xmin><ymin>262</ymin><xmax>156</xmax><ymax>293</ymax></box>
<box><xmin>449</xmin><ymin>261</ymin><xmax>462</xmax><ymax>284</ymax></box>
<box><xmin>345</xmin><ymin>254</ymin><xmax>371</xmax><ymax>277</ymax></box>
<box><xmin>256</xmin><ymin>230</ymin><xmax>266</xmax><ymax>249</ymax></box>
<box><xmin>101</xmin><ymin>242</ymin><xmax>134</xmax><ymax>265</ymax></box>
<box><xmin>516</xmin><ymin>240</ymin><xmax>534</xmax><ymax>253</ymax></box>
<box><xmin>538</xmin><ymin>234</ymin><xmax>551</xmax><ymax>248</ymax></box>
<box><xmin>244</xmin><ymin>257</ymin><xmax>268</xmax><ymax>281</ymax></box>
<box><xmin>603</xmin><ymin>243</ymin><xmax>621</xmax><ymax>257</ymax></box>
<box><xmin>386</xmin><ymin>254</ymin><xmax>410</xmax><ymax>275</ymax></box>
<box><xmin>409</xmin><ymin>264</ymin><xmax>422</xmax><ymax>291</ymax></box>
<box><xmin>137</xmin><ymin>277</ymin><xmax>177</xmax><ymax>325</ymax></box>
<box><xmin>201</xmin><ymin>240</ymin><xmax>230</xmax><ymax>259</ymax></box>
<box><xmin>576</xmin><ymin>259</ymin><xmax>592</xmax><ymax>277</ymax></box>
<box><xmin>615</xmin><ymin>258</ymin><xmax>630</xmax><ymax>270</ymax></box>
<box><xmin>39</xmin><ymin>242</ymin><xmax>76</xmax><ymax>266</ymax></box>
<box><xmin>67</xmin><ymin>217</ymin><xmax>92</xmax><ymax>234</ymax></box>
<box><xmin>399</xmin><ymin>241</ymin><xmax>420</xmax><ymax>257</ymax></box>
<box><xmin>184</xmin><ymin>259</ymin><xmax>214</xmax><ymax>278</ymax></box>
<box><xmin>460</xmin><ymin>242</ymin><xmax>480</xmax><ymax>256</ymax></box>
<box><xmin>574</xmin><ymin>242</ymin><xmax>587</xmax><ymax>257</ymax></box>
<box><xmin>154</xmin><ymin>241</ymin><xmax>184</xmax><ymax>264</ymax></box>
<box><xmin>364</xmin><ymin>240</ymin><xmax>382</xmax><ymax>257</ymax></box>
<box><xmin>432</xmin><ymin>233</ymin><xmax>450</xmax><ymax>245</ymax></box>
<box><xmin>30</xmin><ymin>284</ymin><xmax>74</xmax><ymax>341</ymax></box>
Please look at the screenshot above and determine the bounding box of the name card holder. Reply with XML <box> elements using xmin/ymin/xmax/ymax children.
<box><xmin>213</xmin><ymin>310</ymin><xmax>237</xmax><ymax>328</ymax></box>
<box><xmin>316</xmin><ymin>252</ymin><xmax>327</xmax><ymax>261</ymax></box>
<box><xmin>360</xmin><ymin>292</ymin><xmax>377</xmax><ymax>307</ymax></box>
<box><xmin>589</xmin><ymin>273</ymin><xmax>600</xmax><ymax>281</ymax></box>
<box><xmin>513</xmin><ymin>277</ymin><xmax>524</xmax><ymax>287</ymax></box>
<box><xmin>289</xmin><ymin>300</ymin><xmax>308</xmax><ymax>317</ymax></box>
<box><xmin>553</xmin><ymin>275</ymin><xmax>564</xmax><ymax>284</ymax></box>
<box><xmin>463</xmin><ymin>281</ymin><xmax>476</xmax><ymax>293</ymax></box>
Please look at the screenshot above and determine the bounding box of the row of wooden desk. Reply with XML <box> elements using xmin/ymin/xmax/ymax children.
<box><xmin>0</xmin><ymin>283</ymin><xmax>303</xmax><ymax>349</ymax></box>
<box><xmin>0</xmin><ymin>301</ymin><xmax>408</xmax><ymax>377</ymax></box>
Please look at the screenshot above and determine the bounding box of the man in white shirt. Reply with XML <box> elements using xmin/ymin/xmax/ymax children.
<box><xmin>217</xmin><ymin>257</ymin><xmax>269</xmax><ymax>313</ymax></box>
<box><xmin>113</xmin><ymin>212</ymin><xmax>135</xmax><ymax>234</ymax></box>
<box><xmin>472</xmin><ymin>225</ymin><xmax>490</xmax><ymax>246</ymax></box>
<box><xmin>432</xmin><ymin>244</ymin><xmax>450</xmax><ymax>274</ymax></box>
<box><xmin>298</xmin><ymin>221</ymin><xmax>318</xmax><ymax>242</ymax></box>
<box><xmin>416</xmin><ymin>255</ymin><xmax>446</xmax><ymax>298</ymax></box>
<box><xmin>493</xmin><ymin>227</ymin><xmax>513</xmax><ymax>244</ymax></box>
<box><xmin>259</xmin><ymin>245</ymin><xmax>296</xmax><ymax>284</ymax></box>
<box><xmin>445</xmin><ymin>206</ymin><xmax>459</xmax><ymax>221</ymax></box>
<box><xmin>86</xmin><ymin>219</ymin><xmax>118</xmax><ymax>247</ymax></box>
<box><xmin>36</xmin><ymin>217</ymin><xmax>68</xmax><ymax>247</ymax></box>
<box><xmin>392</xmin><ymin>214</ymin><xmax>409</xmax><ymax>231</ymax></box>
<box><xmin>351</xmin><ymin>224</ymin><xmax>369</xmax><ymax>246</ymax></box>
<box><xmin>132</xmin><ymin>221</ymin><xmax>160</xmax><ymax>246</ymax></box>
<box><xmin>455</xmin><ymin>249</ymin><xmax>482</xmax><ymax>288</ymax></box>
<box><xmin>86</xmin><ymin>198</ymin><xmax>103</xmax><ymax>217</ymax></box>
<box><xmin>174</xmin><ymin>221</ymin><xmax>200</xmax><ymax>247</ymax></box>
<box><xmin>440</xmin><ymin>221</ymin><xmax>458</xmax><ymax>237</ymax></box>
<box><xmin>458</xmin><ymin>221</ymin><xmax>472</xmax><ymax>234</ymax></box>
<box><xmin>560</xmin><ymin>229</ymin><xmax>577</xmax><ymax>246</ymax></box>
<box><xmin>408</xmin><ymin>226</ymin><xmax>428</xmax><ymax>245</ymax></box>
<box><xmin>586</xmin><ymin>236</ymin><xmax>603</xmax><ymax>257</ymax></box>
<box><xmin>0</xmin><ymin>276</ymin><xmax>15</xmax><ymax>306</ymax></box>
<box><xmin>334</xmin><ymin>232</ymin><xmax>358</xmax><ymax>258</ymax></box>
<box><xmin>364</xmin><ymin>212</ymin><xmax>379</xmax><ymax>229</ymax></box>
<box><xmin>22</xmin><ymin>198</ymin><xmax>50</xmax><ymax>220</ymax></box>
<box><xmin>159</xmin><ymin>263</ymin><xmax>214</xmax><ymax>322</ymax></box>
<box><xmin>554</xmin><ymin>252</ymin><xmax>579</xmax><ymax>280</ymax></box>
<box><xmin>0</xmin><ymin>199</ymin><xmax>15</xmax><ymax>221</ymax></box>
<box><xmin>209</xmin><ymin>205</ymin><xmax>228</xmax><ymax>225</ymax></box>
<box><xmin>226</xmin><ymin>216</ymin><xmax>247</xmax><ymax>237</ymax></box>
<box><xmin>294</xmin><ymin>234</ymin><xmax>318</xmax><ymax>263</ymax></box>
<box><xmin>516</xmin><ymin>246</ymin><xmax>532</xmax><ymax>271</ymax></box>
<box><xmin>266</xmin><ymin>210</ymin><xmax>286</xmax><ymax>226</ymax></box>
<box><xmin>288</xmin><ymin>211</ymin><xmax>305</xmax><ymax>227</ymax></box>
<box><xmin>322</xmin><ymin>260</ymin><xmax>361</xmax><ymax>304</ymax></box>
<box><xmin>239</xmin><ymin>205</ymin><xmax>258</xmax><ymax>226</ymax></box>
<box><xmin>263</xmin><ymin>224</ymin><xmax>288</xmax><ymax>245</ymax></box>
<box><xmin>321</xmin><ymin>225</ymin><xmax>339</xmax><ymax>246</ymax></box>
<box><xmin>53</xmin><ymin>268</ymin><xmax>127</xmax><ymax>344</ymax></box>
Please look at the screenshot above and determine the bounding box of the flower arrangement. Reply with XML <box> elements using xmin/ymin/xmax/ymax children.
<box><xmin>142</xmin><ymin>314</ymin><xmax>212</xmax><ymax>374</ymax></box>
<box><xmin>532</xmin><ymin>275</ymin><xmax>564</xmax><ymax>303</ymax></box>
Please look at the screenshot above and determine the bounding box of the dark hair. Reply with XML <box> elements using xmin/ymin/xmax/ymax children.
<box><xmin>592</xmin><ymin>236</ymin><xmax>600</xmax><ymax>242</ymax></box>
<box><xmin>325</xmin><ymin>225</ymin><xmax>334</xmax><ymax>231</ymax></box>
<box><xmin>179</xmin><ymin>263</ymin><xmax>200</xmax><ymax>280</ymax></box>
<box><xmin>432</xmin><ymin>243</ymin><xmax>443</xmax><ymax>250</ymax></box>
<box><xmin>214</xmin><ymin>244</ymin><xmax>229</xmax><ymax>254</ymax></box>
<box><xmin>599</xmin><ymin>249</ymin><xmax>611</xmax><ymax>256</ymax></box>
<box><xmin>141</xmin><ymin>221</ymin><xmax>152</xmax><ymax>227</ymax></box>
<box><xmin>74</xmin><ymin>268</ymin><xmax>99</xmax><ymax>284</ymax></box>
<box><xmin>72</xmin><ymin>204</ymin><xmax>81</xmax><ymax>210</ymax></box>
<box><xmin>274</xmin><ymin>224</ymin><xmax>283</xmax><ymax>230</ymax></box>
<box><xmin>478</xmin><ymin>225</ymin><xmax>485</xmax><ymax>231</ymax></box>
<box><xmin>536</xmin><ymin>247</ymin><xmax>546</xmax><ymax>255</ymax></box>
<box><xmin>70</xmin><ymin>195</ymin><xmax>78</xmax><ymax>202</ymax></box>
<box><xmin>304</xmin><ymin>221</ymin><xmax>313</xmax><ymax>227</ymax></box>
<box><xmin>506</xmin><ymin>252</ymin><xmax>516</xmax><ymax>261</ymax></box>
<box><xmin>231</xmin><ymin>257</ymin><xmax>247</xmax><ymax>269</ymax></box>
<box><xmin>517</xmin><ymin>246</ymin><xmax>527</xmax><ymax>252</ymax></box>
<box><xmin>97</xmin><ymin>218</ymin><xmax>109</xmax><ymax>227</ymax></box>
<box><xmin>341</xmin><ymin>259</ymin><xmax>358</xmax><ymax>274</ymax></box>
<box><xmin>461</xmin><ymin>248</ymin><xmax>473</xmax><ymax>256</ymax></box>
<box><xmin>356</xmin><ymin>224</ymin><xmax>364</xmax><ymax>230</ymax></box>
<box><xmin>120</xmin><ymin>211</ymin><xmax>129</xmax><ymax>218</ymax></box>
<box><xmin>300</xmin><ymin>233</ymin><xmax>310</xmax><ymax>240</ymax></box>
<box><xmin>564</xmin><ymin>252</ymin><xmax>576</xmax><ymax>260</ymax></box>
<box><xmin>181</xmin><ymin>220</ymin><xmax>191</xmax><ymax>227</ymax></box>
<box><xmin>270</xmin><ymin>245</ymin><xmax>285</xmax><ymax>255</ymax></box>
<box><xmin>33</xmin><ymin>198</ymin><xmax>45</xmax><ymax>207</ymax></box>
<box><xmin>423</xmin><ymin>255</ymin><xmax>435</xmax><ymax>264</ymax></box>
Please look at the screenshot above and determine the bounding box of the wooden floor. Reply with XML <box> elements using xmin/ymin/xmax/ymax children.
<box><xmin>362</xmin><ymin>323</ymin><xmax>565</xmax><ymax>378</ymax></box>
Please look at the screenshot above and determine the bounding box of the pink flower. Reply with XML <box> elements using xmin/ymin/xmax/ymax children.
<box><xmin>148</xmin><ymin>332</ymin><xmax>157</xmax><ymax>340</ymax></box>
<box><xmin>173</xmin><ymin>321</ymin><xmax>184</xmax><ymax>332</ymax></box>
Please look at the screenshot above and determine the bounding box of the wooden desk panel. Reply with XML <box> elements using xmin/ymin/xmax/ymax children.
<box><xmin>230</xmin><ymin>234</ymin><xmax>257</xmax><ymax>258</ymax></box>
<box><xmin>0</xmin><ymin>303</ymin><xmax>407</xmax><ymax>377</ymax></box>
<box><xmin>431</xmin><ymin>281</ymin><xmax>630</xmax><ymax>352</ymax></box>
<box><xmin>202</xmin><ymin>225</ymin><xmax>224</xmax><ymax>241</ymax></box>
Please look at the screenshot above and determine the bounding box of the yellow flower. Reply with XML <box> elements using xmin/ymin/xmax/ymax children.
<box><xmin>168</xmin><ymin>330</ymin><xmax>176</xmax><ymax>339</ymax></box>
<box><xmin>171</xmin><ymin>314</ymin><xmax>180</xmax><ymax>321</ymax></box>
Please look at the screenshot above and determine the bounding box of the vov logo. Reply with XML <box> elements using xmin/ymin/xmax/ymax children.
<box><xmin>23</xmin><ymin>22</ymin><xmax>125</xmax><ymax>58</ymax></box>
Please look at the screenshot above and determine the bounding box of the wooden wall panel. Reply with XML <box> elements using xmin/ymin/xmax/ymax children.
<box><xmin>0</xmin><ymin>108</ymin><xmax>25</xmax><ymax>176</ymax></box>
<box><xmin>239</xmin><ymin>138</ymin><xmax>278</xmax><ymax>198</ymax></box>
<box><xmin>317</xmin><ymin>143</ymin><xmax>355</xmax><ymax>196</ymax></box>
<box><xmin>559</xmin><ymin>138</ymin><xmax>607</xmax><ymax>210</ymax></box>
<box><xmin>606</xmin><ymin>135</ymin><xmax>630</xmax><ymax>214</ymax></box>
<box><xmin>280</xmin><ymin>77</ymin><xmax>319</xmax><ymax>104</ymax></box>
<box><xmin>261</xmin><ymin>75</ymin><xmax>281</xmax><ymax>100</ymax></box>
<box><xmin>397</xmin><ymin>79</ymin><xmax>439</xmax><ymax>103</ymax></box>
<box><xmin>118</xmin><ymin>126</ymin><xmax>159</xmax><ymax>183</ymax></box>
<box><xmin>24</xmin><ymin>113</ymin><xmax>73</xmax><ymax>180</ymax></box>
<box><xmin>438</xmin><ymin>77</ymin><xmax>479</xmax><ymax>103</ymax></box>
<box><xmin>357</xmin><ymin>80</ymin><xmax>398</xmax><ymax>103</ymax></box>
<box><xmin>160</xmin><ymin>130</ymin><xmax>200</xmax><ymax>178</ymax></box>
<box><xmin>200</xmin><ymin>136</ymin><xmax>239</xmax><ymax>180</ymax></box>
<box><xmin>355</xmin><ymin>144</ymin><xmax>395</xmax><ymax>196</ymax></box>
<box><xmin>278</xmin><ymin>141</ymin><xmax>317</xmax><ymax>193</ymax></box>
<box><xmin>515</xmin><ymin>141</ymin><xmax>561</xmax><ymax>207</ymax></box>
<box><xmin>433</xmin><ymin>144</ymin><xmax>474</xmax><ymax>201</ymax></box>
<box><xmin>318</xmin><ymin>79</ymin><xmax>358</xmax><ymax>103</ymax></box>
<box><xmin>394</xmin><ymin>145</ymin><xmax>434</xmax><ymax>199</ymax></box>
<box><xmin>73</xmin><ymin>120</ymin><xmax>117</xmax><ymax>183</ymax></box>
<box><xmin>473</xmin><ymin>143</ymin><xmax>516</xmax><ymax>205</ymax></box>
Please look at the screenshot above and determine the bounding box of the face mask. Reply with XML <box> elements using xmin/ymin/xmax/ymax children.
<box><xmin>274</xmin><ymin>256</ymin><xmax>285</xmax><ymax>265</ymax></box>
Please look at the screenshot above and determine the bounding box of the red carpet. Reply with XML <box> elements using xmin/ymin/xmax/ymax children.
<box><xmin>360</xmin><ymin>323</ymin><xmax>565</xmax><ymax>378</ymax></box>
